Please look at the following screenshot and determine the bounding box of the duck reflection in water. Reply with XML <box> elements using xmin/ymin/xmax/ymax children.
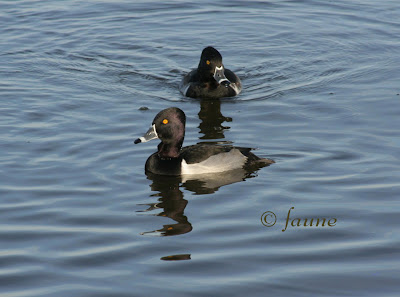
<box><xmin>197</xmin><ymin>98</ymin><xmax>232</xmax><ymax>140</ymax></box>
<box><xmin>138</xmin><ymin>174</ymin><xmax>191</xmax><ymax>237</ymax></box>
<box><xmin>138</xmin><ymin>167</ymin><xmax>265</xmax><ymax>237</ymax></box>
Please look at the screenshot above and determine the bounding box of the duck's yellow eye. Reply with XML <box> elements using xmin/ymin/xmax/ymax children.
<box><xmin>162</xmin><ymin>119</ymin><xmax>168</xmax><ymax>124</ymax></box>
<box><xmin>206</xmin><ymin>60</ymin><xmax>210</xmax><ymax>65</ymax></box>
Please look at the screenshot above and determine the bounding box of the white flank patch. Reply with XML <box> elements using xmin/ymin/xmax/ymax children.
<box><xmin>181</xmin><ymin>149</ymin><xmax>247</xmax><ymax>175</ymax></box>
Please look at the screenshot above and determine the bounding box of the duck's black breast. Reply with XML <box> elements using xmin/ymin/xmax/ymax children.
<box><xmin>145</xmin><ymin>153</ymin><xmax>183</xmax><ymax>176</ymax></box>
<box><xmin>185</xmin><ymin>81</ymin><xmax>238</xmax><ymax>99</ymax></box>
<box><xmin>180</xmin><ymin>69</ymin><xmax>241</xmax><ymax>99</ymax></box>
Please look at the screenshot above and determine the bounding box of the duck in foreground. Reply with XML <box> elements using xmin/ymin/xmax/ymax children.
<box><xmin>179</xmin><ymin>46</ymin><xmax>242</xmax><ymax>99</ymax></box>
<box><xmin>134</xmin><ymin>107</ymin><xmax>274</xmax><ymax>176</ymax></box>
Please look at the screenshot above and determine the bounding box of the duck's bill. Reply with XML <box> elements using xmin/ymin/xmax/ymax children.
<box><xmin>213</xmin><ymin>66</ymin><xmax>231</xmax><ymax>87</ymax></box>
<box><xmin>134</xmin><ymin>124</ymin><xmax>158</xmax><ymax>144</ymax></box>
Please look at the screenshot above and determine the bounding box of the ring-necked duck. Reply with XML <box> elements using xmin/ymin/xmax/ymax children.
<box><xmin>134</xmin><ymin>107</ymin><xmax>274</xmax><ymax>175</ymax></box>
<box><xmin>179</xmin><ymin>46</ymin><xmax>242</xmax><ymax>99</ymax></box>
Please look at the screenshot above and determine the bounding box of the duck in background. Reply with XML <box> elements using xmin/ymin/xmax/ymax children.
<box><xmin>179</xmin><ymin>47</ymin><xmax>242</xmax><ymax>99</ymax></box>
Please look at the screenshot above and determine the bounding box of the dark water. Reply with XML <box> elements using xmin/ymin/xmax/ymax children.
<box><xmin>1</xmin><ymin>0</ymin><xmax>400</xmax><ymax>296</ymax></box>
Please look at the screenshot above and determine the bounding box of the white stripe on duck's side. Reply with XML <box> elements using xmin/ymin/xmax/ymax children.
<box><xmin>230</xmin><ymin>82</ymin><xmax>241</xmax><ymax>95</ymax></box>
<box><xmin>180</xmin><ymin>149</ymin><xmax>248</xmax><ymax>175</ymax></box>
<box><xmin>180</xmin><ymin>83</ymin><xmax>191</xmax><ymax>97</ymax></box>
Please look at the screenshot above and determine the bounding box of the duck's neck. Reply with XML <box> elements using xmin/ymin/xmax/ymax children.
<box><xmin>157</xmin><ymin>141</ymin><xmax>183</xmax><ymax>159</ymax></box>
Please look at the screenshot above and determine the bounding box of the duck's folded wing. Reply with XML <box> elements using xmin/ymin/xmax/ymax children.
<box><xmin>180</xmin><ymin>144</ymin><xmax>248</xmax><ymax>174</ymax></box>
<box><xmin>180</xmin><ymin>144</ymin><xmax>274</xmax><ymax>175</ymax></box>
<box><xmin>181</xmin><ymin>144</ymin><xmax>236</xmax><ymax>164</ymax></box>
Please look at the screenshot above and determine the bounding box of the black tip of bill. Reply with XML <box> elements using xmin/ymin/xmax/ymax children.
<box><xmin>134</xmin><ymin>138</ymin><xmax>141</xmax><ymax>144</ymax></box>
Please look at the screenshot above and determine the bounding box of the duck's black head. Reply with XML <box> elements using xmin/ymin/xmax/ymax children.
<box><xmin>135</xmin><ymin>107</ymin><xmax>186</xmax><ymax>159</ymax></box>
<box><xmin>198</xmin><ymin>46</ymin><xmax>230</xmax><ymax>87</ymax></box>
<box><xmin>199</xmin><ymin>46</ymin><xmax>223</xmax><ymax>68</ymax></box>
<box><xmin>152</xmin><ymin>107</ymin><xmax>186</xmax><ymax>145</ymax></box>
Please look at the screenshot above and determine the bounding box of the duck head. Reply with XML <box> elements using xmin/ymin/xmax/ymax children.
<box><xmin>135</xmin><ymin>107</ymin><xmax>186</xmax><ymax>159</ymax></box>
<box><xmin>198</xmin><ymin>46</ymin><xmax>231</xmax><ymax>87</ymax></box>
